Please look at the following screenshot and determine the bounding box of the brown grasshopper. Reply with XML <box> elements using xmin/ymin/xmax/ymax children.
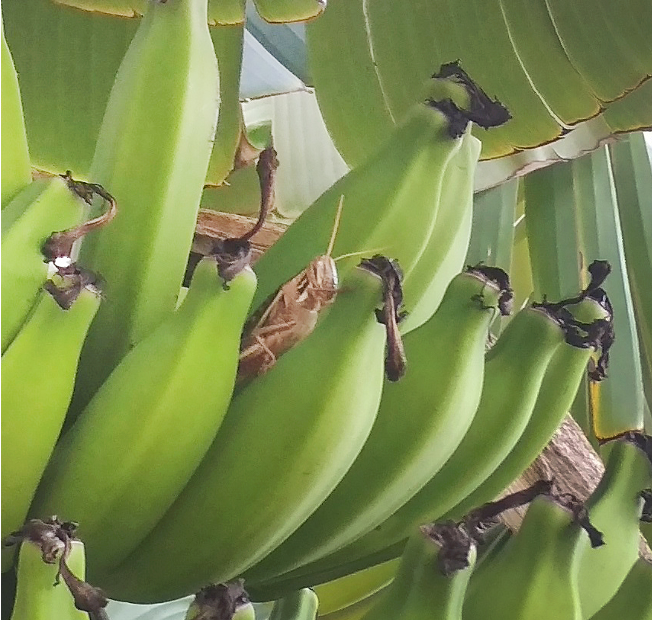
<box><xmin>237</xmin><ymin>196</ymin><xmax>346</xmax><ymax>387</ymax></box>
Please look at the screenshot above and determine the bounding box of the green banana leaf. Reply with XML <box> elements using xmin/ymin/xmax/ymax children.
<box><xmin>1</xmin><ymin>0</ymin><xmax>291</xmax><ymax>181</ymax></box>
<box><xmin>6</xmin><ymin>0</ymin><xmax>651</xmax><ymax>191</ymax></box>
<box><xmin>306</xmin><ymin>0</ymin><xmax>652</xmax><ymax>166</ymax></box>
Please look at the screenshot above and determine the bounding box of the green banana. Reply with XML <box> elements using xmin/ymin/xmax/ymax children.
<box><xmin>1</xmin><ymin>275</ymin><xmax>101</xmax><ymax>556</ymax></box>
<box><xmin>1</xmin><ymin>175</ymin><xmax>86</xmax><ymax>353</ymax></box>
<box><xmin>2</xmin><ymin>177</ymin><xmax>51</xmax><ymax>234</ymax></box>
<box><xmin>251</xmin><ymin>301</ymin><xmax>568</xmax><ymax>593</ymax></box>
<box><xmin>244</xmin><ymin>267</ymin><xmax>508</xmax><ymax>590</ymax></box>
<box><xmin>1</xmin><ymin>22</ymin><xmax>31</xmax><ymax>208</ymax></box>
<box><xmin>311</xmin><ymin>559</ymin><xmax>399</xmax><ymax>617</ymax></box>
<box><xmin>269</xmin><ymin>589</ymin><xmax>319</xmax><ymax>620</ymax></box>
<box><xmin>30</xmin><ymin>258</ymin><xmax>256</xmax><ymax>576</ymax></box>
<box><xmin>71</xmin><ymin>0</ymin><xmax>221</xmax><ymax>415</ymax></box>
<box><xmin>399</xmin><ymin>129</ymin><xmax>482</xmax><ymax>332</ymax></box>
<box><xmin>589</xmin><ymin>558</ymin><xmax>652</xmax><ymax>620</ymax></box>
<box><xmin>463</xmin><ymin>495</ymin><xmax>587</xmax><ymax>620</ymax></box>
<box><xmin>97</xmin><ymin>263</ymin><xmax>386</xmax><ymax>603</ymax></box>
<box><xmin>360</xmin><ymin>524</ymin><xmax>477</xmax><ymax>620</ymax></box>
<box><xmin>444</xmin><ymin>294</ymin><xmax>613</xmax><ymax>521</ymax></box>
<box><xmin>576</xmin><ymin>437</ymin><xmax>652</xmax><ymax>618</ymax></box>
<box><xmin>9</xmin><ymin>533</ymin><xmax>87</xmax><ymax>620</ymax></box>
<box><xmin>248</xmin><ymin>65</ymin><xmax>508</xmax><ymax>317</ymax></box>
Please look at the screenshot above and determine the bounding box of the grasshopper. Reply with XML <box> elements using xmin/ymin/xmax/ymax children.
<box><xmin>237</xmin><ymin>196</ymin><xmax>345</xmax><ymax>387</ymax></box>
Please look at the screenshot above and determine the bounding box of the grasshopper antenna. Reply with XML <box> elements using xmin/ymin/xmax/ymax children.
<box><xmin>326</xmin><ymin>195</ymin><xmax>345</xmax><ymax>257</ymax></box>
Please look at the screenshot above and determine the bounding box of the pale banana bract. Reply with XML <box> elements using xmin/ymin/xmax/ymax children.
<box><xmin>251</xmin><ymin>303</ymin><xmax>566</xmax><ymax>593</ymax></box>
<box><xmin>97</xmin><ymin>265</ymin><xmax>387</xmax><ymax>603</ymax></box>
<box><xmin>71</xmin><ymin>0</ymin><xmax>221</xmax><ymax>415</ymax></box>
<box><xmin>1</xmin><ymin>283</ymin><xmax>101</xmax><ymax>558</ymax></box>
<box><xmin>10</xmin><ymin>539</ymin><xmax>87</xmax><ymax>620</ymax></box>
<box><xmin>245</xmin><ymin>268</ymin><xmax>505</xmax><ymax>590</ymax></box>
<box><xmin>30</xmin><ymin>259</ymin><xmax>256</xmax><ymax>576</ymax></box>
<box><xmin>361</xmin><ymin>526</ymin><xmax>476</xmax><ymax>620</ymax></box>
<box><xmin>1</xmin><ymin>176</ymin><xmax>85</xmax><ymax>352</ymax></box>
<box><xmin>463</xmin><ymin>495</ymin><xmax>586</xmax><ymax>620</ymax></box>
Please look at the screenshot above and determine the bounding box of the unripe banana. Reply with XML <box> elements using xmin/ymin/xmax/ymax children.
<box><xmin>463</xmin><ymin>495</ymin><xmax>586</xmax><ymax>620</ymax></box>
<box><xmin>1</xmin><ymin>175</ymin><xmax>85</xmax><ymax>352</ymax></box>
<box><xmin>589</xmin><ymin>558</ymin><xmax>652</xmax><ymax>620</ymax></box>
<box><xmin>97</xmin><ymin>264</ymin><xmax>387</xmax><ymax>603</ymax></box>
<box><xmin>9</xmin><ymin>536</ymin><xmax>86</xmax><ymax>620</ymax></box>
<box><xmin>1</xmin><ymin>278</ymin><xmax>101</xmax><ymax>555</ymax></box>
<box><xmin>399</xmin><ymin>127</ymin><xmax>481</xmax><ymax>332</ymax></box>
<box><xmin>71</xmin><ymin>0</ymin><xmax>220</xmax><ymax>414</ymax></box>
<box><xmin>269</xmin><ymin>589</ymin><xmax>319</xmax><ymax>620</ymax></box>
<box><xmin>1</xmin><ymin>23</ymin><xmax>31</xmax><ymax>207</ymax></box>
<box><xmin>31</xmin><ymin>258</ymin><xmax>256</xmax><ymax>576</ymax></box>
<box><xmin>445</xmin><ymin>295</ymin><xmax>612</xmax><ymax>521</ymax></box>
<box><xmin>2</xmin><ymin>177</ymin><xmax>50</xmax><ymax>233</ymax></box>
<box><xmin>248</xmin><ymin>97</ymin><xmax>466</xmax><ymax>316</ymax></box>
<box><xmin>253</xmin><ymin>303</ymin><xmax>567</xmax><ymax>592</ymax></box>
<box><xmin>361</xmin><ymin>525</ymin><xmax>477</xmax><ymax>620</ymax></box>
<box><xmin>245</xmin><ymin>267</ymin><xmax>507</xmax><ymax>590</ymax></box>
<box><xmin>576</xmin><ymin>437</ymin><xmax>652</xmax><ymax>618</ymax></box>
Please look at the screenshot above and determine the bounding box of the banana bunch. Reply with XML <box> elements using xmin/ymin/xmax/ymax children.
<box><xmin>243</xmin><ymin>265</ymin><xmax>511</xmax><ymax>587</ymax></box>
<box><xmin>5</xmin><ymin>0</ymin><xmax>650</xmax><ymax>615</ymax></box>
<box><xmin>246</xmin><ymin>280</ymin><xmax>613</xmax><ymax>599</ymax></box>
<box><xmin>306</xmin><ymin>448</ymin><xmax>651</xmax><ymax>620</ymax></box>
<box><xmin>463</xmin><ymin>435</ymin><xmax>652</xmax><ymax>620</ymax></box>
